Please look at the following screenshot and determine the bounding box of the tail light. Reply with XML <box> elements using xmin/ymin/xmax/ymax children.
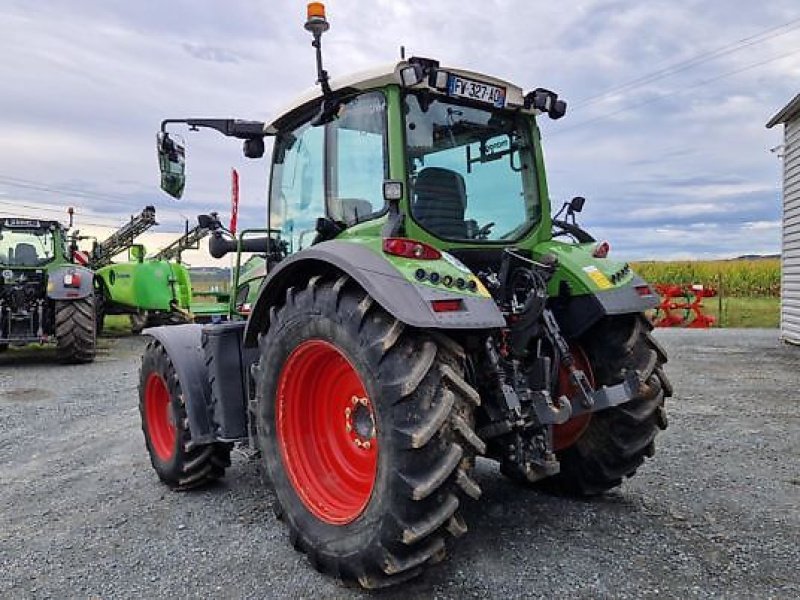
<box><xmin>430</xmin><ymin>299</ymin><xmax>464</xmax><ymax>313</ymax></box>
<box><xmin>592</xmin><ymin>241</ymin><xmax>610</xmax><ymax>258</ymax></box>
<box><xmin>63</xmin><ymin>272</ymin><xmax>81</xmax><ymax>288</ymax></box>
<box><xmin>382</xmin><ymin>238</ymin><xmax>441</xmax><ymax>260</ymax></box>
<box><xmin>635</xmin><ymin>284</ymin><xmax>653</xmax><ymax>297</ymax></box>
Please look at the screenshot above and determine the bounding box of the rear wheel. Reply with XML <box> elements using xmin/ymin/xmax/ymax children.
<box><xmin>139</xmin><ymin>339</ymin><xmax>231</xmax><ymax>489</ymax></box>
<box><xmin>543</xmin><ymin>315</ymin><xmax>671</xmax><ymax>495</ymax></box>
<box><xmin>254</xmin><ymin>275</ymin><xmax>485</xmax><ymax>588</ymax></box>
<box><xmin>55</xmin><ymin>296</ymin><xmax>96</xmax><ymax>363</ymax></box>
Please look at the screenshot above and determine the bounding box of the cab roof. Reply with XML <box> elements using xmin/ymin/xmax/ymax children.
<box><xmin>266</xmin><ymin>59</ymin><xmax>528</xmax><ymax>133</ymax></box>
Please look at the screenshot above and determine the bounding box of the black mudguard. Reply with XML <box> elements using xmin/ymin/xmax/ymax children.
<box><xmin>47</xmin><ymin>265</ymin><xmax>95</xmax><ymax>300</ymax></box>
<box><xmin>552</xmin><ymin>275</ymin><xmax>658</xmax><ymax>339</ymax></box>
<box><xmin>144</xmin><ymin>324</ymin><xmax>216</xmax><ymax>446</ymax></box>
<box><xmin>144</xmin><ymin>322</ymin><xmax>256</xmax><ymax>447</ymax></box>
<box><xmin>243</xmin><ymin>240</ymin><xmax>505</xmax><ymax>347</ymax></box>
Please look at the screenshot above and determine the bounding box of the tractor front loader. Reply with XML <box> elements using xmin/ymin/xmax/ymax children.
<box><xmin>138</xmin><ymin>4</ymin><xmax>671</xmax><ymax>589</ymax></box>
<box><xmin>0</xmin><ymin>215</ymin><xmax>96</xmax><ymax>362</ymax></box>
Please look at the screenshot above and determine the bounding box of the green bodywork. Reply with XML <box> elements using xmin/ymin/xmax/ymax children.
<box><xmin>95</xmin><ymin>246</ymin><xmax>192</xmax><ymax>315</ymax></box>
<box><xmin>267</xmin><ymin>82</ymin><xmax>635</xmax><ymax>304</ymax></box>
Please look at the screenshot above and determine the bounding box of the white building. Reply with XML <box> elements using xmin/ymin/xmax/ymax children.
<box><xmin>767</xmin><ymin>95</ymin><xmax>800</xmax><ymax>345</ymax></box>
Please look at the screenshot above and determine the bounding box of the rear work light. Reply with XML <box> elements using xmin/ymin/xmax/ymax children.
<box><xmin>63</xmin><ymin>272</ymin><xmax>81</xmax><ymax>288</ymax></box>
<box><xmin>382</xmin><ymin>238</ymin><xmax>441</xmax><ymax>260</ymax></box>
<box><xmin>430</xmin><ymin>299</ymin><xmax>465</xmax><ymax>313</ymax></box>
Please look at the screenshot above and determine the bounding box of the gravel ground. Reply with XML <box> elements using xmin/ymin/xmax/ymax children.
<box><xmin>0</xmin><ymin>329</ymin><xmax>798</xmax><ymax>599</ymax></box>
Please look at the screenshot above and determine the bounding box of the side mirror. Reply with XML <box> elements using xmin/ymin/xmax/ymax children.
<box><xmin>157</xmin><ymin>132</ymin><xmax>186</xmax><ymax>199</ymax></box>
<box><xmin>569</xmin><ymin>196</ymin><xmax>585</xmax><ymax>213</ymax></box>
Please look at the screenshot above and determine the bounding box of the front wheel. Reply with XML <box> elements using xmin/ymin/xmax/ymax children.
<box><xmin>254</xmin><ymin>276</ymin><xmax>485</xmax><ymax>589</ymax></box>
<box><xmin>139</xmin><ymin>339</ymin><xmax>231</xmax><ymax>489</ymax></box>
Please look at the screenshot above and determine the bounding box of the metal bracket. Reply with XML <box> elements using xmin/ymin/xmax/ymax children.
<box><xmin>570</xmin><ymin>369</ymin><xmax>644</xmax><ymax>418</ymax></box>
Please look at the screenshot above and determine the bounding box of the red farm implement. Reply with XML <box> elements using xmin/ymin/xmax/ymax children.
<box><xmin>654</xmin><ymin>284</ymin><xmax>716</xmax><ymax>328</ymax></box>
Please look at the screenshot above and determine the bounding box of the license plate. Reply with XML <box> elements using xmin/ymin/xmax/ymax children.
<box><xmin>447</xmin><ymin>75</ymin><xmax>506</xmax><ymax>108</ymax></box>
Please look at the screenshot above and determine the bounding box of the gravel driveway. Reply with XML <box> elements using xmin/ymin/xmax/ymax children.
<box><xmin>1</xmin><ymin>329</ymin><xmax>798</xmax><ymax>599</ymax></box>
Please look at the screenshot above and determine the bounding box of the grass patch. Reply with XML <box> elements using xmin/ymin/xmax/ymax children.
<box><xmin>705</xmin><ymin>297</ymin><xmax>780</xmax><ymax>328</ymax></box>
<box><xmin>102</xmin><ymin>315</ymin><xmax>133</xmax><ymax>336</ymax></box>
<box><xmin>655</xmin><ymin>296</ymin><xmax>780</xmax><ymax>328</ymax></box>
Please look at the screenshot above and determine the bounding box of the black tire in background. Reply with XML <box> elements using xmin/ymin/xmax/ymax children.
<box><xmin>138</xmin><ymin>339</ymin><xmax>231</xmax><ymax>489</ymax></box>
<box><xmin>543</xmin><ymin>314</ymin><xmax>671</xmax><ymax>495</ymax></box>
<box><xmin>254</xmin><ymin>275</ymin><xmax>485</xmax><ymax>589</ymax></box>
<box><xmin>55</xmin><ymin>296</ymin><xmax>96</xmax><ymax>363</ymax></box>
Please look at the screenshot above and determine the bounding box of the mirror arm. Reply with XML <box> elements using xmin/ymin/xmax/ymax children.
<box><xmin>160</xmin><ymin>118</ymin><xmax>269</xmax><ymax>140</ymax></box>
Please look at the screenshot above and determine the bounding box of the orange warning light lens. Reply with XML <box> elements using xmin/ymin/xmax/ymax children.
<box><xmin>307</xmin><ymin>2</ymin><xmax>326</xmax><ymax>19</ymax></box>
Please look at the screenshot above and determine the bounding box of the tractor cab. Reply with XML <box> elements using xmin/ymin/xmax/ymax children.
<box><xmin>0</xmin><ymin>218</ymin><xmax>62</xmax><ymax>268</ymax></box>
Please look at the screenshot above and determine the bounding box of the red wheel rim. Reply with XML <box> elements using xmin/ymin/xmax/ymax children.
<box><xmin>276</xmin><ymin>340</ymin><xmax>378</xmax><ymax>525</ymax></box>
<box><xmin>144</xmin><ymin>372</ymin><xmax>177</xmax><ymax>461</ymax></box>
<box><xmin>553</xmin><ymin>345</ymin><xmax>595</xmax><ymax>452</ymax></box>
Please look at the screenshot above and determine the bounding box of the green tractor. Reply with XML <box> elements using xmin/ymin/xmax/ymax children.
<box><xmin>0</xmin><ymin>215</ymin><xmax>96</xmax><ymax>362</ymax></box>
<box><xmin>92</xmin><ymin>206</ymin><xmax>193</xmax><ymax>333</ymax></box>
<box><xmin>139</xmin><ymin>6</ymin><xmax>671</xmax><ymax>589</ymax></box>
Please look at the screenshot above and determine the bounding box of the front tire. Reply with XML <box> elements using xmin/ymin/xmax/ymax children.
<box><xmin>543</xmin><ymin>315</ymin><xmax>671</xmax><ymax>495</ymax></box>
<box><xmin>254</xmin><ymin>276</ymin><xmax>485</xmax><ymax>589</ymax></box>
<box><xmin>55</xmin><ymin>296</ymin><xmax>96</xmax><ymax>363</ymax></box>
<box><xmin>139</xmin><ymin>339</ymin><xmax>231</xmax><ymax>489</ymax></box>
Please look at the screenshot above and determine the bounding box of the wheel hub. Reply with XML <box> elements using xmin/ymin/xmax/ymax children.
<box><xmin>346</xmin><ymin>396</ymin><xmax>376</xmax><ymax>447</ymax></box>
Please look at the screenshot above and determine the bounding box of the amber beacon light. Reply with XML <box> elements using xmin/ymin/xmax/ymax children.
<box><xmin>305</xmin><ymin>3</ymin><xmax>329</xmax><ymax>33</ymax></box>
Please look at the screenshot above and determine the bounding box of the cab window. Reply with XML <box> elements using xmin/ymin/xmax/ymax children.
<box><xmin>269</xmin><ymin>121</ymin><xmax>325</xmax><ymax>255</ymax></box>
<box><xmin>269</xmin><ymin>92</ymin><xmax>388</xmax><ymax>256</ymax></box>
<box><xmin>327</xmin><ymin>92</ymin><xmax>388</xmax><ymax>225</ymax></box>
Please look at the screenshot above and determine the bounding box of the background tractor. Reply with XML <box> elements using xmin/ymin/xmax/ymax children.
<box><xmin>138</xmin><ymin>4</ymin><xmax>671</xmax><ymax>589</ymax></box>
<box><xmin>0</xmin><ymin>214</ymin><xmax>96</xmax><ymax>362</ymax></box>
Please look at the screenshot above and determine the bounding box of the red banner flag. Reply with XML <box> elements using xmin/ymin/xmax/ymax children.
<box><xmin>230</xmin><ymin>168</ymin><xmax>240</xmax><ymax>235</ymax></box>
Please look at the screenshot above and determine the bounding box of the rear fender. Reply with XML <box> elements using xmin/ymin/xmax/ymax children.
<box><xmin>243</xmin><ymin>240</ymin><xmax>506</xmax><ymax>346</ymax></box>
<box><xmin>47</xmin><ymin>265</ymin><xmax>94</xmax><ymax>300</ymax></box>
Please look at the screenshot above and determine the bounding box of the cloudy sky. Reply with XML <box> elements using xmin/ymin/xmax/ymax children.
<box><xmin>1</xmin><ymin>0</ymin><xmax>798</xmax><ymax>265</ymax></box>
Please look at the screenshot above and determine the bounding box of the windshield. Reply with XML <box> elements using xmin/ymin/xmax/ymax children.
<box><xmin>404</xmin><ymin>94</ymin><xmax>540</xmax><ymax>242</ymax></box>
<box><xmin>0</xmin><ymin>227</ymin><xmax>56</xmax><ymax>266</ymax></box>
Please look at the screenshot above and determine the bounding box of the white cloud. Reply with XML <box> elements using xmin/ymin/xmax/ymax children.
<box><xmin>0</xmin><ymin>0</ymin><xmax>797</xmax><ymax>261</ymax></box>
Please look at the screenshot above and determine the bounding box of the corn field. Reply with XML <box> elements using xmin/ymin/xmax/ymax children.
<box><xmin>632</xmin><ymin>259</ymin><xmax>781</xmax><ymax>297</ymax></box>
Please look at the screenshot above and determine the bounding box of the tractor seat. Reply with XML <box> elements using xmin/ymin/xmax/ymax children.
<box><xmin>338</xmin><ymin>198</ymin><xmax>374</xmax><ymax>225</ymax></box>
<box><xmin>14</xmin><ymin>243</ymin><xmax>39</xmax><ymax>265</ymax></box>
<box><xmin>412</xmin><ymin>167</ymin><xmax>468</xmax><ymax>239</ymax></box>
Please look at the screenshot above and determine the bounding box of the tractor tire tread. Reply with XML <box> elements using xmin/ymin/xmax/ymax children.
<box><xmin>254</xmin><ymin>276</ymin><xmax>484</xmax><ymax>588</ymax></box>
<box><xmin>55</xmin><ymin>296</ymin><xmax>96</xmax><ymax>363</ymax></box>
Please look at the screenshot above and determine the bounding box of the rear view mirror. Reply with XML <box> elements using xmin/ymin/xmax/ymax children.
<box><xmin>569</xmin><ymin>196</ymin><xmax>585</xmax><ymax>213</ymax></box>
<box><xmin>157</xmin><ymin>132</ymin><xmax>186</xmax><ymax>199</ymax></box>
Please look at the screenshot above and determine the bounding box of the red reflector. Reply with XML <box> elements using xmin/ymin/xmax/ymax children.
<box><xmin>635</xmin><ymin>285</ymin><xmax>653</xmax><ymax>296</ymax></box>
<box><xmin>382</xmin><ymin>237</ymin><xmax>441</xmax><ymax>260</ymax></box>
<box><xmin>592</xmin><ymin>241</ymin><xmax>610</xmax><ymax>258</ymax></box>
<box><xmin>431</xmin><ymin>299</ymin><xmax>464</xmax><ymax>313</ymax></box>
<box><xmin>64</xmin><ymin>272</ymin><xmax>81</xmax><ymax>287</ymax></box>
